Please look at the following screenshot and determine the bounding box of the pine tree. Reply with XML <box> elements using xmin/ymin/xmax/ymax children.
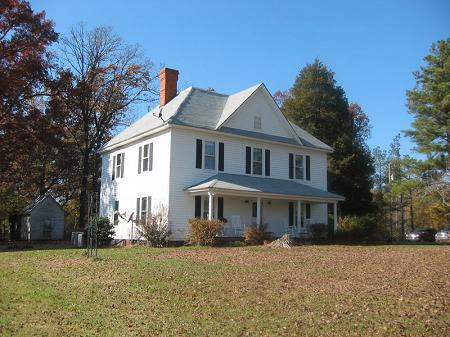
<box><xmin>405</xmin><ymin>39</ymin><xmax>450</xmax><ymax>171</ymax></box>
<box><xmin>282</xmin><ymin>59</ymin><xmax>374</xmax><ymax>215</ymax></box>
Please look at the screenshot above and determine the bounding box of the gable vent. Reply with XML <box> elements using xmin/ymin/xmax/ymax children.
<box><xmin>254</xmin><ymin>116</ymin><xmax>262</xmax><ymax>130</ymax></box>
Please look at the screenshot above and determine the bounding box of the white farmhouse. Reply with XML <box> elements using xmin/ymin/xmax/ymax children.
<box><xmin>99</xmin><ymin>68</ymin><xmax>344</xmax><ymax>241</ymax></box>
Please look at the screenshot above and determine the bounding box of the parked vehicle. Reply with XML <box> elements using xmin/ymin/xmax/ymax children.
<box><xmin>405</xmin><ymin>228</ymin><xmax>437</xmax><ymax>242</ymax></box>
<box><xmin>435</xmin><ymin>228</ymin><xmax>450</xmax><ymax>243</ymax></box>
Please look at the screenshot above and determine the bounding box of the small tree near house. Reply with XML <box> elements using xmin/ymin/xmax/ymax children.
<box><xmin>137</xmin><ymin>204</ymin><xmax>170</xmax><ymax>247</ymax></box>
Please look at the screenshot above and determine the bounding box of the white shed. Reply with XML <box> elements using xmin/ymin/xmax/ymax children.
<box><xmin>14</xmin><ymin>195</ymin><xmax>65</xmax><ymax>241</ymax></box>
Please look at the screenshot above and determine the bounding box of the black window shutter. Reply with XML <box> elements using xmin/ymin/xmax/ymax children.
<box><xmin>138</xmin><ymin>147</ymin><xmax>142</xmax><ymax>174</ymax></box>
<box><xmin>265</xmin><ymin>149</ymin><xmax>270</xmax><ymax>176</ymax></box>
<box><xmin>289</xmin><ymin>153</ymin><xmax>294</xmax><ymax>179</ymax></box>
<box><xmin>196</xmin><ymin>139</ymin><xmax>202</xmax><ymax>169</ymax></box>
<box><xmin>218</xmin><ymin>197</ymin><xmax>224</xmax><ymax>219</ymax></box>
<box><xmin>306</xmin><ymin>203</ymin><xmax>311</xmax><ymax>219</ymax></box>
<box><xmin>112</xmin><ymin>155</ymin><xmax>116</xmax><ymax>180</ymax></box>
<box><xmin>136</xmin><ymin>198</ymin><xmax>140</xmax><ymax>222</ymax></box>
<box><xmin>288</xmin><ymin>202</ymin><xmax>294</xmax><ymax>227</ymax></box>
<box><xmin>149</xmin><ymin>143</ymin><xmax>153</xmax><ymax>171</ymax></box>
<box><xmin>306</xmin><ymin>155</ymin><xmax>310</xmax><ymax>181</ymax></box>
<box><xmin>194</xmin><ymin>196</ymin><xmax>201</xmax><ymax>218</ymax></box>
<box><xmin>218</xmin><ymin>142</ymin><xmax>224</xmax><ymax>171</ymax></box>
<box><xmin>120</xmin><ymin>153</ymin><xmax>125</xmax><ymax>178</ymax></box>
<box><xmin>245</xmin><ymin>146</ymin><xmax>251</xmax><ymax>174</ymax></box>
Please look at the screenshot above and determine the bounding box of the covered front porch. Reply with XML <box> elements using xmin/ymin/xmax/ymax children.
<box><xmin>185</xmin><ymin>173</ymin><xmax>344</xmax><ymax>238</ymax></box>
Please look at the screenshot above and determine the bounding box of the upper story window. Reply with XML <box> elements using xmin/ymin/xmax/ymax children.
<box><xmin>112</xmin><ymin>153</ymin><xmax>125</xmax><ymax>180</ymax></box>
<box><xmin>289</xmin><ymin>153</ymin><xmax>310</xmax><ymax>181</ymax></box>
<box><xmin>254</xmin><ymin>116</ymin><xmax>262</xmax><ymax>130</ymax></box>
<box><xmin>252</xmin><ymin>148</ymin><xmax>263</xmax><ymax>175</ymax></box>
<box><xmin>143</xmin><ymin>144</ymin><xmax>150</xmax><ymax>171</ymax></box>
<box><xmin>295</xmin><ymin>155</ymin><xmax>304</xmax><ymax>179</ymax></box>
<box><xmin>246</xmin><ymin>146</ymin><xmax>270</xmax><ymax>176</ymax></box>
<box><xmin>196</xmin><ymin>139</ymin><xmax>224</xmax><ymax>171</ymax></box>
<box><xmin>139</xmin><ymin>143</ymin><xmax>153</xmax><ymax>173</ymax></box>
<box><xmin>204</xmin><ymin>141</ymin><xmax>216</xmax><ymax>170</ymax></box>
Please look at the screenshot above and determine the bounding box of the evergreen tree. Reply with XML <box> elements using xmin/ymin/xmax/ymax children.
<box><xmin>282</xmin><ymin>59</ymin><xmax>374</xmax><ymax>215</ymax></box>
<box><xmin>405</xmin><ymin>39</ymin><xmax>450</xmax><ymax>171</ymax></box>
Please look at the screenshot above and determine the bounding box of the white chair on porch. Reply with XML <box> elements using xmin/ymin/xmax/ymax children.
<box><xmin>283</xmin><ymin>219</ymin><xmax>296</xmax><ymax>236</ymax></box>
<box><xmin>231</xmin><ymin>215</ymin><xmax>244</xmax><ymax>236</ymax></box>
<box><xmin>221</xmin><ymin>219</ymin><xmax>231</xmax><ymax>236</ymax></box>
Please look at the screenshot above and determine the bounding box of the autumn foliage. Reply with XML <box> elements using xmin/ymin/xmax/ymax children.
<box><xmin>186</xmin><ymin>218</ymin><xmax>223</xmax><ymax>246</ymax></box>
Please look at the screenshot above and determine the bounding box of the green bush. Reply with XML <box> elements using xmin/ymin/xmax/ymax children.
<box><xmin>186</xmin><ymin>218</ymin><xmax>223</xmax><ymax>246</ymax></box>
<box><xmin>244</xmin><ymin>225</ymin><xmax>267</xmax><ymax>245</ymax></box>
<box><xmin>85</xmin><ymin>217</ymin><xmax>115</xmax><ymax>247</ymax></box>
<box><xmin>335</xmin><ymin>215</ymin><xmax>378</xmax><ymax>242</ymax></box>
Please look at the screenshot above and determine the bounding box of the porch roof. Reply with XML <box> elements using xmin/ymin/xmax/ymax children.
<box><xmin>185</xmin><ymin>173</ymin><xmax>344</xmax><ymax>202</ymax></box>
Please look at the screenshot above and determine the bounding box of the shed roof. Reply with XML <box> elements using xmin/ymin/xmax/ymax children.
<box><xmin>21</xmin><ymin>195</ymin><xmax>62</xmax><ymax>215</ymax></box>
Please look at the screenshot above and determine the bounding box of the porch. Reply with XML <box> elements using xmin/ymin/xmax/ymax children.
<box><xmin>185</xmin><ymin>173</ymin><xmax>345</xmax><ymax>238</ymax></box>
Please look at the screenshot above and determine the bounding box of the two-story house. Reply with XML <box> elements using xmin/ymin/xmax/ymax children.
<box><xmin>99</xmin><ymin>68</ymin><xmax>344</xmax><ymax>241</ymax></box>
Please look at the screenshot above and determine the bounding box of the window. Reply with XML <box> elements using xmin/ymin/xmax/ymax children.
<box><xmin>254</xmin><ymin>116</ymin><xmax>262</xmax><ymax>130</ymax></box>
<box><xmin>305</xmin><ymin>203</ymin><xmax>311</xmax><ymax>219</ymax></box>
<box><xmin>202</xmin><ymin>196</ymin><xmax>214</xmax><ymax>219</ymax></box>
<box><xmin>252</xmin><ymin>148</ymin><xmax>263</xmax><ymax>175</ymax></box>
<box><xmin>138</xmin><ymin>143</ymin><xmax>153</xmax><ymax>173</ymax></box>
<box><xmin>143</xmin><ymin>144</ymin><xmax>149</xmax><ymax>171</ymax></box>
<box><xmin>113</xmin><ymin>201</ymin><xmax>119</xmax><ymax>225</ymax></box>
<box><xmin>113</xmin><ymin>153</ymin><xmax>125</xmax><ymax>179</ymax></box>
<box><xmin>295</xmin><ymin>155</ymin><xmax>303</xmax><ymax>179</ymax></box>
<box><xmin>136</xmin><ymin>196</ymin><xmax>151</xmax><ymax>225</ymax></box>
<box><xmin>252</xmin><ymin>202</ymin><xmax>257</xmax><ymax>217</ymax></box>
<box><xmin>204</xmin><ymin>141</ymin><xmax>216</xmax><ymax>170</ymax></box>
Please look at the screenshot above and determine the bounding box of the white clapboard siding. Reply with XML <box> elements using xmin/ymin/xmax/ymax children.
<box><xmin>167</xmin><ymin>127</ymin><xmax>329</xmax><ymax>240</ymax></box>
<box><xmin>100</xmin><ymin>129</ymin><xmax>172</xmax><ymax>240</ymax></box>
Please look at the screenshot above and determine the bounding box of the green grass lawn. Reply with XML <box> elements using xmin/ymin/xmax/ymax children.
<box><xmin>0</xmin><ymin>244</ymin><xmax>449</xmax><ymax>337</ymax></box>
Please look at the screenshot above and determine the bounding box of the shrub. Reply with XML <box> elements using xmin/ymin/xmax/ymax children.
<box><xmin>85</xmin><ymin>217</ymin><xmax>115</xmax><ymax>247</ymax></box>
<box><xmin>229</xmin><ymin>240</ymin><xmax>246</xmax><ymax>247</ymax></box>
<box><xmin>335</xmin><ymin>215</ymin><xmax>378</xmax><ymax>242</ymax></box>
<box><xmin>186</xmin><ymin>218</ymin><xmax>223</xmax><ymax>246</ymax></box>
<box><xmin>310</xmin><ymin>223</ymin><xmax>328</xmax><ymax>240</ymax></box>
<box><xmin>137</xmin><ymin>204</ymin><xmax>170</xmax><ymax>247</ymax></box>
<box><xmin>244</xmin><ymin>224</ymin><xmax>266</xmax><ymax>245</ymax></box>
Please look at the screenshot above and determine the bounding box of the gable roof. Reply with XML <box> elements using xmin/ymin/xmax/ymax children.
<box><xmin>102</xmin><ymin>84</ymin><xmax>333</xmax><ymax>153</ymax></box>
<box><xmin>21</xmin><ymin>195</ymin><xmax>62</xmax><ymax>215</ymax></box>
<box><xmin>185</xmin><ymin>173</ymin><xmax>344</xmax><ymax>201</ymax></box>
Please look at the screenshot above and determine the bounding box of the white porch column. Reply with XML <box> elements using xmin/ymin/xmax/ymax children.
<box><xmin>297</xmin><ymin>200</ymin><xmax>302</xmax><ymax>229</ymax></box>
<box><xmin>333</xmin><ymin>202</ymin><xmax>338</xmax><ymax>232</ymax></box>
<box><xmin>256</xmin><ymin>197</ymin><xmax>261</xmax><ymax>227</ymax></box>
<box><xmin>208</xmin><ymin>191</ymin><xmax>213</xmax><ymax>220</ymax></box>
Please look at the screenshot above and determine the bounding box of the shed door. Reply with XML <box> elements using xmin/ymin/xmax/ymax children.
<box><xmin>43</xmin><ymin>218</ymin><xmax>53</xmax><ymax>239</ymax></box>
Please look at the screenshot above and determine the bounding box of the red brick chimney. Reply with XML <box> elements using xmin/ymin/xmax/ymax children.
<box><xmin>159</xmin><ymin>67</ymin><xmax>179</xmax><ymax>106</ymax></box>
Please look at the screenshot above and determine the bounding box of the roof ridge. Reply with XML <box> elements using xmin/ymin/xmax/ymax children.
<box><xmin>190</xmin><ymin>86</ymin><xmax>229</xmax><ymax>97</ymax></box>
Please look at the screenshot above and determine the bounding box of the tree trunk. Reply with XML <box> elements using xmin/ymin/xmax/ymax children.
<box><xmin>78</xmin><ymin>149</ymin><xmax>90</xmax><ymax>229</ymax></box>
<box><xmin>409</xmin><ymin>189</ymin><xmax>414</xmax><ymax>231</ymax></box>
<box><xmin>400</xmin><ymin>194</ymin><xmax>405</xmax><ymax>238</ymax></box>
<box><xmin>389</xmin><ymin>201</ymin><xmax>393</xmax><ymax>243</ymax></box>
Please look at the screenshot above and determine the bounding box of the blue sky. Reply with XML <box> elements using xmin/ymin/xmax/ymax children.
<box><xmin>31</xmin><ymin>0</ymin><xmax>449</xmax><ymax>156</ymax></box>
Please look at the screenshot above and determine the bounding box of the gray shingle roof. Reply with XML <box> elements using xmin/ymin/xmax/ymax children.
<box><xmin>186</xmin><ymin>173</ymin><xmax>344</xmax><ymax>201</ymax></box>
<box><xmin>102</xmin><ymin>84</ymin><xmax>333</xmax><ymax>152</ymax></box>
<box><xmin>21</xmin><ymin>195</ymin><xmax>61</xmax><ymax>214</ymax></box>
